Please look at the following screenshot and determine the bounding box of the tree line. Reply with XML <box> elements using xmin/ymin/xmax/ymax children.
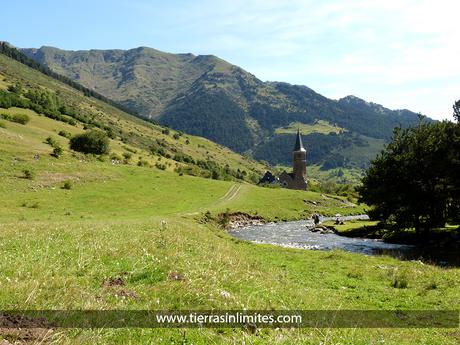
<box><xmin>359</xmin><ymin>104</ymin><xmax>460</xmax><ymax>234</ymax></box>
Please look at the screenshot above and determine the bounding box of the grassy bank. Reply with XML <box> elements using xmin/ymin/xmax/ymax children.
<box><xmin>0</xmin><ymin>53</ymin><xmax>459</xmax><ymax>344</ymax></box>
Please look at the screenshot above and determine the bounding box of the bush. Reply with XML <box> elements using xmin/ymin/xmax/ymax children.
<box><xmin>7</xmin><ymin>82</ymin><xmax>22</xmax><ymax>94</ymax></box>
<box><xmin>0</xmin><ymin>121</ymin><xmax>5</xmax><ymax>128</ymax></box>
<box><xmin>0</xmin><ymin>113</ymin><xmax>30</xmax><ymax>125</ymax></box>
<box><xmin>51</xmin><ymin>146</ymin><xmax>63</xmax><ymax>158</ymax></box>
<box><xmin>110</xmin><ymin>153</ymin><xmax>122</xmax><ymax>162</ymax></box>
<box><xmin>390</xmin><ymin>270</ymin><xmax>408</xmax><ymax>289</ymax></box>
<box><xmin>45</xmin><ymin>136</ymin><xmax>59</xmax><ymax>147</ymax></box>
<box><xmin>155</xmin><ymin>162</ymin><xmax>166</xmax><ymax>170</ymax></box>
<box><xmin>22</xmin><ymin>169</ymin><xmax>35</xmax><ymax>180</ymax></box>
<box><xmin>218</xmin><ymin>209</ymin><xmax>231</xmax><ymax>228</ymax></box>
<box><xmin>211</xmin><ymin>170</ymin><xmax>220</xmax><ymax>180</ymax></box>
<box><xmin>62</xmin><ymin>181</ymin><xmax>72</xmax><ymax>190</ymax></box>
<box><xmin>137</xmin><ymin>159</ymin><xmax>149</xmax><ymax>167</ymax></box>
<box><xmin>69</xmin><ymin>130</ymin><xmax>110</xmax><ymax>154</ymax></box>
<box><xmin>12</xmin><ymin>113</ymin><xmax>30</xmax><ymax>124</ymax></box>
<box><xmin>58</xmin><ymin>130</ymin><xmax>72</xmax><ymax>139</ymax></box>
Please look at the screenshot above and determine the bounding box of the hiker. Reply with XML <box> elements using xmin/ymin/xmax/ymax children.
<box><xmin>312</xmin><ymin>213</ymin><xmax>320</xmax><ymax>225</ymax></box>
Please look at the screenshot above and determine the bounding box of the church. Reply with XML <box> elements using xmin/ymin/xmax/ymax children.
<box><xmin>258</xmin><ymin>129</ymin><xmax>308</xmax><ymax>190</ymax></box>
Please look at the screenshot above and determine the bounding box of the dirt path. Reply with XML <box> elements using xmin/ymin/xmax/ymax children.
<box><xmin>216</xmin><ymin>184</ymin><xmax>241</xmax><ymax>204</ymax></box>
<box><xmin>180</xmin><ymin>184</ymin><xmax>242</xmax><ymax>216</ymax></box>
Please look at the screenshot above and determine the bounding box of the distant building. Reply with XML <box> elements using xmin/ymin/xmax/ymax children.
<box><xmin>258</xmin><ymin>129</ymin><xmax>308</xmax><ymax>190</ymax></box>
<box><xmin>259</xmin><ymin>171</ymin><xmax>279</xmax><ymax>185</ymax></box>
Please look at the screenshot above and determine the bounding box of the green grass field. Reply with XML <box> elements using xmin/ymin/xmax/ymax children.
<box><xmin>0</xmin><ymin>54</ymin><xmax>459</xmax><ymax>344</ymax></box>
<box><xmin>275</xmin><ymin>120</ymin><xmax>346</xmax><ymax>135</ymax></box>
<box><xmin>1</xmin><ymin>114</ymin><xmax>459</xmax><ymax>344</ymax></box>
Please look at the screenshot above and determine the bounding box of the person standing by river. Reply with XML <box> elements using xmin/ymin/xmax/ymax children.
<box><xmin>312</xmin><ymin>213</ymin><xmax>320</xmax><ymax>225</ymax></box>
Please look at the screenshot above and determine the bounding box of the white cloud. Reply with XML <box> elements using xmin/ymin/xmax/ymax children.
<box><xmin>117</xmin><ymin>0</ymin><xmax>460</xmax><ymax>119</ymax></box>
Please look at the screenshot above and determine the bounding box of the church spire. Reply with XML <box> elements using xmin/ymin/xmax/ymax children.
<box><xmin>293</xmin><ymin>129</ymin><xmax>305</xmax><ymax>151</ymax></box>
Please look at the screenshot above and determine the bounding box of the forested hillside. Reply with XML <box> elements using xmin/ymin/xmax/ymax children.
<box><xmin>21</xmin><ymin>45</ymin><xmax>428</xmax><ymax>169</ymax></box>
<box><xmin>0</xmin><ymin>46</ymin><xmax>266</xmax><ymax>183</ymax></box>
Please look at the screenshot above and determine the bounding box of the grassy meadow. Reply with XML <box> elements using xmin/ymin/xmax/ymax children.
<box><xmin>0</xmin><ymin>110</ymin><xmax>459</xmax><ymax>344</ymax></box>
<box><xmin>0</xmin><ymin>54</ymin><xmax>458</xmax><ymax>344</ymax></box>
<box><xmin>274</xmin><ymin>120</ymin><xmax>346</xmax><ymax>135</ymax></box>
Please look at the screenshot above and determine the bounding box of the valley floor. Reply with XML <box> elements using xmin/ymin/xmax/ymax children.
<box><xmin>0</xmin><ymin>116</ymin><xmax>459</xmax><ymax>344</ymax></box>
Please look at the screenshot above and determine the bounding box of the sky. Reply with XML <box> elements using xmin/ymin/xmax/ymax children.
<box><xmin>2</xmin><ymin>0</ymin><xmax>459</xmax><ymax>120</ymax></box>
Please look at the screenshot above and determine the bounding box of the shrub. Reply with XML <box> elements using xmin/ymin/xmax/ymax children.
<box><xmin>218</xmin><ymin>209</ymin><xmax>231</xmax><ymax>228</ymax></box>
<box><xmin>62</xmin><ymin>181</ymin><xmax>72</xmax><ymax>190</ymax></box>
<box><xmin>425</xmin><ymin>281</ymin><xmax>437</xmax><ymax>290</ymax></box>
<box><xmin>137</xmin><ymin>159</ymin><xmax>149</xmax><ymax>167</ymax></box>
<box><xmin>11</xmin><ymin>113</ymin><xmax>30</xmax><ymax>125</ymax></box>
<box><xmin>0</xmin><ymin>113</ymin><xmax>30</xmax><ymax>125</ymax></box>
<box><xmin>110</xmin><ymin>153</ymin><xmax>122</xmax><ymax>161</ymax></box>
<box><xmin>58</xmin><ymin>130</ymin><xmax>72</xmax><ymax>139</ymax></box>
<box><xmin>390</xmin><ymin>271</ymin><xmax>408</xmax><ymax>289</ymax></box>
<box><xmin>45</xmin><ymin>136</ymin><xmax>59</xmax><ymax>147</ymax></box>
<box><xmin>0</xmin><ymin>121</ymin><xmax>5</xmax><ymax>128</ymax></box>
<box><xmin>155</xmin><ymin>162</ymin><xmax>166</xmax><ymax>170</ymax></box>
<box><xmin>51</xmin><ymin>146</ymin><xmax>63</xmax><ymax>158</ymax></box>
<box><xmin>69</xmin><ymin>130</ymin><xmax>110</xmax><ymax>154</ymax></box>
<box><xmin>22</xmin><ymin>169</ymin><xmax>35</xmax><ymax>180</ymax></box>
<box><xmin>211</xmin><ymin>170</ymin><xmax>220</xmax><ymax>180</ymax></box>
<box><xmin>7</xmin><ymin>82</ymin><xmax>22</xmax><ymax>94</ymax></box>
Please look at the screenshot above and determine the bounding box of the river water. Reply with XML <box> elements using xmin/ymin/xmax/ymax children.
<box><xmin>228</xmin><ymin>215</ymin><xmax>459</xmax><ymax>266</ymax></box>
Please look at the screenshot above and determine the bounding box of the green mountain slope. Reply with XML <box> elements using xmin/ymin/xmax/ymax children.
<box><xmin>22</xmin><ymin>45</ymin><xmax>427</xmax><ymax>169</ymax></box>
<box><xmin>0</xmin><ymin>50</ymin><xmax>266</xmax><ymax>183</ymax></box>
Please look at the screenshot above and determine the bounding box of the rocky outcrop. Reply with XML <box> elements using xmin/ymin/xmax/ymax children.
<box><xmin>226</xmin><ymin>212</ymin><xmax>266</xmax><ymax>228</ymax></box>
<box><xmin>308</xmin><ymin>225</ymin><xmax>337</xmax><ymax>234</ymax></box>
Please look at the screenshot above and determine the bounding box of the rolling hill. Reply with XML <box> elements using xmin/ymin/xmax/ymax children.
<box><xmin>21</xmin><ymin>45</ymin><xmax>428</xmax><ymax>169</ymax></box>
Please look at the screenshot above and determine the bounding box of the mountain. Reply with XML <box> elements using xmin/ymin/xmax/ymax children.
<box><xmin>22</xmin><ymin>46</ymin><xmax>427</xmax><ymax>169</ymax></box>
<box><xmin>0</xmin><ymin>43</ymin><xmax>265</xmax><ymax>183</ymax></box>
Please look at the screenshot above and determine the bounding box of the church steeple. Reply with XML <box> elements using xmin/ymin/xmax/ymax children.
<box><xmin>293</xmin><ymin>129</ymin><xmax>305</xmax><ymax>151</ymax></box>
<box><xmin>277</xmin><ymin>129</ymin><xmax>308</xmax><ymax>190</ymax></box>
<box><xmin>291</xmin><ymin>129</ymin><xmax>307</xmax><ymax>190</ymax></box>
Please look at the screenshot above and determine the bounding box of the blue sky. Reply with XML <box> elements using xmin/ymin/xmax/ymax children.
<box><xmin>3</xmin><ymin>0</ymin><xmax>459</xmax><ymax>120</ymax></box>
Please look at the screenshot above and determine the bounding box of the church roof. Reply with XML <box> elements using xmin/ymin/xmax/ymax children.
<box><xmin>294</xmin><ymin>129</ymin><xmax>306</xmax><ymax>151</ymax></box>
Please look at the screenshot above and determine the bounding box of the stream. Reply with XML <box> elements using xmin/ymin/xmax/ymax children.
<box><xmin>228</xmin><ymin>215</ymin><xmax>459</xmax><ymax>266</ymax></box>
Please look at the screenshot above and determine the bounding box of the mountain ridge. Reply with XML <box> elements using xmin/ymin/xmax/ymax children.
<box><xmin>21</xmin><ymin>45</ymin><xmax>428</xmax><ymax>168</ymax></box>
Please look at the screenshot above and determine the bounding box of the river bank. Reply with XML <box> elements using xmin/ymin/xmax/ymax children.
<box><xmin>227</xmin><ymin>215</ymin><xmax>460</xmax><ymax>266</ymax></box>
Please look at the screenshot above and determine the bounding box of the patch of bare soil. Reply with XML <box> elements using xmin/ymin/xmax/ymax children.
<box><xmin>112</xmin><ymin>289</ymin><xmax>140</xmax><ymax>299</ymax></box>
<box><xmin>0</xmin><ymin>313</ymin><xmax>54</xmax><ymax>344</ymax></box>
<box><xmin>102</xmin><ymin>274</ymin><xmax>139</xmax><ymax>300</ymax></box>
<box><xmin>102</xmin><ymin>276</ymin><xmax>125</xmax><ymax>287</ymax></box>
<box><xmin>168</xmin><ymin>272</ymin><xmax>186</xmax><ymax>281</ymax></box>
<box><xmin>226</xmin><ymin>212</ymin><xmax>266</xmax><ymax>228</ymax></box>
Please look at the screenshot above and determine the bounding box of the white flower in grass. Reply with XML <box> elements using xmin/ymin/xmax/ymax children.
<box><xmin>220</xmin><ymin>290</ymin><xmax>231</xmax><ymax>299</ymax></box>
